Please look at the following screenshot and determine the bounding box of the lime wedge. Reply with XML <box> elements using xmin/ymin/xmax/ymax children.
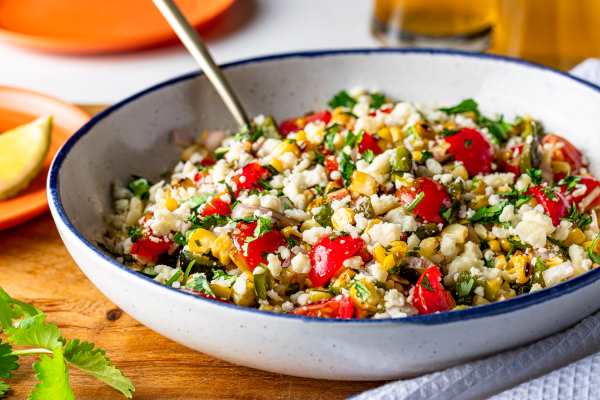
<box><xmin>0</xmin><ymin>116</ymin><xmax>52</xmax><ymax>200</ymax></box>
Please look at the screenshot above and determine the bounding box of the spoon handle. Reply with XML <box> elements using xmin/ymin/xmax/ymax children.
<box><xmin>153</xmin><ymin>0</ymin><xmax>251</xmax><ymax>129</ymax></box>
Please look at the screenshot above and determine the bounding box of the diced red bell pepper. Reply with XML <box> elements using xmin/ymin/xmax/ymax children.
<box><xmin>445</xmin><ymin>128</ymin><xmax>494</xmax><ymax>176</ymax></box>
<box><xmin>564</xmin><ymin>177</ymin><xmax>600</xmax><ymax>211</ymax></box>
<box><xmin>358</xmin><ymin>132</ymin><xmax>382</xmax><ymax>155</ymax></box>
<box><xmin>292</xmin><ymin>295</ymin><xmax>355</xmax><ymax>319</ymax></box>
<box><xmin>396</xmin><ymin>177</ymin><xmax>451</xmax><ymax>224</ymax></box>
<box><xmin>194</xmin><ymin>171</ymin><xmax>206</xmax><ymax>182</ymax></box>
<box><xmin>199</xmin><ymin>157</ymin><xmax>215</xmax><ymax>167</ymax></box>
<box><xmin>232</xmin><ymin>221</ymin><xmax>285</xmax><ymax>271</ymax></box>
<box><xmin>232</xmin><ymin>162</ymin><xmax>270</xmax><ymax>193</ymax></box>
<box><xmin>500</xmin><ymin>144</ymin><xmax>524</xmax><ymax>175</ymax></box>
<box><xmin>278</xmin><ymin>110</ymin><xmax>331</xmax><ymax>136</ymax></box>
<box><xmin>542</xmin><ymin>134</ymin><xmax>585</xmax><ymax>172</ymax></box>
<box><xmin>412</xmin><ymin>265</ymin><xmax>455</xmax><ymax>315</ymax></box>
<box><xmin>324</xmin><ymin>155</ymin><xmax>339</xmax><ymax>173</ymax></box>
<box><xmin>305</xmin><ymin>110</ymin><xmax>331</xmax><ymax>125</ymax></box>
<box><xmin>130</xmin><ymin>237</ymin><xmax>171</xmax><ymax>263</ymax></box>
<box><xmin>528</xmin><ymin>186</ymin><xmax>569</xmax><ymax>226</ymax></box>
<box><xmin>308</xmin><ymin>235</ymin><xmax>365</xmax><ymax>288</ymax></box>
<box><xmin>201</xmin><ymin>197</ymin><xmax>231</xmax><ymax>217</ymax></box>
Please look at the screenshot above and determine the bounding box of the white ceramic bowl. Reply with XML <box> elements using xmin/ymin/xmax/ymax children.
<box><xmin>48</xmin><ymin>49</ymin><xmax>600</xmax><ymax>380</ymax></box>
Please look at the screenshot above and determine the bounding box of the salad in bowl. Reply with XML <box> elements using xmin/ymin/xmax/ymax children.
<box><xmin>103</xmin><ymin>89</ymin><xmax>600</xmax><ymax>320</ymax></box>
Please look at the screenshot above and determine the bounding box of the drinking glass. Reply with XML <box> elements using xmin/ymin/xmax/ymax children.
<box><xmin>372</xmin><ymin>0</ymin><xmax>499</xmax><ymax>51</ymax></box>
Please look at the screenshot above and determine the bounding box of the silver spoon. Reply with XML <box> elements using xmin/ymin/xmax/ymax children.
<box><xmin>153</xmin><ymin>0</ymin><xmax>251</xmax><ymax>129</ymax></box>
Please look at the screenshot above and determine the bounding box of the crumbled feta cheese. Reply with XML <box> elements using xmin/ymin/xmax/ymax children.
<box><xmin>290</xmin><ymin>253</ymin><xmax>311</xmax><ymax>274</ymax></box>
<box><xmin>370</xmin><ymin>194</ymin><xmax>399</xmax><ymax>215</ymax></box>
<box><xmin>515</xmin><ymin>205</ymin><xmax>555</xmax><ymax>248</ymax></box>
<box><xmin>543</xmin><ymin>262</ymin><xmax>574</xmax><ymax>287</ymax></box>
<box><xmin>302</xmin><ymin>227</ymin><xmax>331</xmax><ymax>245</ymax></box>
<box><xmin>266</xmin><ymin>254</ymin><xmax>282</xmax><ymax>278</ymax></box>
<box><xmin>483</xmin><ymin>173</ymin><xmax>515</xmax><ymax>188</ymax></box>
<box><xmin>368</xmin><ymin>223</ymin><xmax>403</xmax><ymax>246</ymax></box>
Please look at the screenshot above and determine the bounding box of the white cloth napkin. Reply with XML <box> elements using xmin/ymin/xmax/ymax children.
<box><xmin>353</xmin><ymin>59</ymin><xmax>600</xmax><ymax>400</ymax></box>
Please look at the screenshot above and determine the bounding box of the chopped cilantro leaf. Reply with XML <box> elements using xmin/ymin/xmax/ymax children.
<box><xmin>253</xmin><ymin>216</ymin><xmax>272</xmax><ymax>237</ymax></box>
<box><xmin>345</xmin><ymin>130</ymin><xmax>364</xmax><ymax>148</ymax></box>
<box><xmin>507</xmin><ymin>236</ymin><xmax>529</xmax><ymax>255</ymax></box>
<box><xmin>469</xmin><ymin>201</ymin><xmax>508</xmax><ymax>224</ymax></box>
<box><xmin>439</xmin><ymin>99</ymin><xmax>480</xmax><ymax>116</ymax></box>
<box><xmin>526</xmin><ymin>168</ymin><xmax>543</xmax><ymax>185</ymax></box>
<box><xmin>442</xmin><ymin>128</ymin><xmax>459</xmax><ymax>137</ymax></box>
<box><xmin>567</xmin><ymin>205</ymin><xmax>592</xmax><ymax>229</ymax></box>
<box><xmin>339</xmin><ymin>153</ymin><xmax>356</xmax><ymax>186</ymax></box>
<box><xmin>370</xmin><ymin>92</ymin><xmax>386</xmax><ymax>109</ymax></box>
<box><xmin>362</xmin><ymin>149</ymin><xmax>375</xmax><ymax>163</ymax></box>
<box><xmin>559</xmin><ymin>175</ymin><xmax>581</xmax><ymax>192</ymax></box>
<box><xmin>328</xmin><ymin>90</ymin><xmax>357</xmax><ymax>109</ymax></box>
<box><xmin>127</xmin><ymin>227</ymin><xmax>142</xmax><ymax>243</ymax></box>
<box><xmin>173</xmin><ymin>232</ymin><xmax>187</xmax><ymax>246</ymax></box>
<box><xmin>456</xmin><ymin>271</ymin><xmax>476</xmax><ymax>299</ymax></box>
<box><xmin>420</xmin><ymin>275</ymin><xmax>434</xmax><ymax>292</ymax></box>
<box><xmin>480</xmin><ymin>115</ymin><xmax>512</xmax><ymax>144</ymax></box>
<box><xmin>127</xmin><ymin>177</ymin><xmax>150</xmax><ymax>199</ymax></box>
<box><xmin>352</xmin><ymin>281</ymin><xmax>371</xmax><ymax>302</ymax></box>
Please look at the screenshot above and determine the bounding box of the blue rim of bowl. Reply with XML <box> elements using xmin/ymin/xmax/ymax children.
<box><xmin>48</xmin><ymin>48</ymin><xmax>600</xmax><ymax>325</ymax></box>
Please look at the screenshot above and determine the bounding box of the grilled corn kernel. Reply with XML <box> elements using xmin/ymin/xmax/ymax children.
<box><xmin>452</xmin><ymin>164</ymin><xmax>469</xmax><ymax>181</ymax></box>
<box><xmin>419</xmin><ymin>237</ymin><xmax>439</xmax><ymax>258</ymax></box>
<box><xmin>294</xmin><ymin>129</ymin><xmax>307</xmax><ymax>143</ymax></box>
<box><xmin>442</xmin><ymin>224</ymin><xmax>468</xmax><ymax>244</ymax></box>
<box><xmin>269</xmin><ymin>157</ymin><xmax>285</xmax><ymax>173</ymax></box>
<box><xmin>546</xmin><ymin>256</ymin><xmax>564</xmax><ymax>267</ymax></box>
<box><xmin>507</xmin><ymin>253</ymin><xmax>529</xmax><ymax>284</ymax></box>
<box><xmin>473</xmin><ymin>295</ymin><xmax>490</xmax><ymax>306</ymax></box>
<box><xmin>484</xmin><ymin>277</ymin><xmax>503</xmax><ymax>301</ymax></box>
<box><xmin>300</xmin><ymin>219</ymin><xmax>320</xmax><ymax>232</ymax></box>
<box><xmin>500</xmin><ymin>238</ymin><xmax>511</xmax><ymax>252</ymax></box>
<box><xmin>382</xmin><ymin>255</ymin><xmax>396</xmax><ymax>271</ymax></box>
<box><xmin>411</xmin><ymin>150</ymin><xmax>423</xmax><ymax>162</ymax></box>
<box><xmin>307</xmin><ymin>288</ymin><xmax>333</xmax><ymax>303</ymax></box>
<box><xmin>350</xmin><ymin>279</ymin><xmax>381</xmax><ymax>314</ymax></box>
<box><xmin>332</xmin><ymin>107</ymin><xmax>351</xmax><ymax>126</ymax></box>
<box><xmin>471</xmin><ymin>195</ymin><xmax>488</xmax><ymax>210</ymax></box>
<box><xmin>230</xmin><ymin>248</ymin><xmax>249</xmax><ymax>271</ymax></box>
<box><xmin>282</xmin><ymin>226</ymin><xmax>302</xmax><ymax>239</ymax></box>
<box><xmin>232</xmin><ymin>273</ymin><xmax>255</xmax><ymax>306</ymax></box>
<box><xmin>210</xmin><ymin>234</ymin><xmax>233</xmax><ymax>266</ymax></box>
<box><xmin>488</xmin><ymin>239</ymin><xmax>501</xmax><ymax>253</ymax></box>
<box><xmin>274</xmin><ymin>140</ymin><xmax>301</xmax><ymax>157</ymax></box>
<box><xmin>389</xmin><ymin>241</ymin><xmax>408</xmax><ymax>257</ymax></box>
<box><xmin>377</xmin><ymin>127</ymin><xmax>391</xmax><ymax>141</ymax></box>
<box><xmin>331</xmin><ymin>207</ymin><xmax>355</xmax><ymax>230</ymax></box>
<box><xmin>495</xmin><ymin>255</ymin><xmax>507</xmax><ymax>270</ymax></box>
<box><xmin>365</xmin><ymin>219</ymin><xmax>382</xmax><ymax>233</ymax></box>
<box><xmin>373</xmin><ymin>244</ymin><xmax>386</xmax><ymax>264</ymax></box>
<box><xmin>330</xmin><ymin>269</ymin><xmax>356</xmax><ymax>293</ymax></box>
<box><xmin>188</xmin><ymin>228</ymin><xmax>216</xmax><ymax>255</ymax></box>
<box><xmin>165</xmin><ymin>193</ymin><xmax>178</xmax><ymax>212</ymax></box>
<box><xmin>390</xmin><ymin>126</ymin><xmax>404</xmax><ymax>143</ymax></box>
<box><xmin>565</xmin><ymin>228</ymin><xmax>586</xmax><ymax>246</ymax></box>
<box><xmin>349</xmin><ymin>171</ymin><xmax>378</xmax><ymax>196</ymax></box>
<box><xmin>210</xmin><ymin>278</ymin><xmax>234</xmax><ymax>300</ymax></box>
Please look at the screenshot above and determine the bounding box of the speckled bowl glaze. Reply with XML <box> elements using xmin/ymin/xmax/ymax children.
<box><xmin>48</xmin><ymin>49</ymin><xmax>600</xmax><ymax>380</ymax></box>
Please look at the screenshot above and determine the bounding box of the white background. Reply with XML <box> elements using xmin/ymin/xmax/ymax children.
<box><xmin>0</xmin><ymin>0</ymin><xmax>378</xmax><ymax>104</ymax></box>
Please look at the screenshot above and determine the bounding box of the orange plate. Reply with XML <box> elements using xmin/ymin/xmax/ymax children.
<box><xmin>0</xmin><ymin>86</ymin><xmax>90</xmax><ymax>230</ymax></box>
<box><xmin>0</xmin><ymin>0</ymin><xmax>235</xmax><ymax>54</ymax></box>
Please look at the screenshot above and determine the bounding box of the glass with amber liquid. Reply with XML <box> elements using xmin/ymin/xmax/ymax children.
<box><xmin>372</xmin><ymin>0</ymin><xmax>498</xmax><ymax>51</ymax></box>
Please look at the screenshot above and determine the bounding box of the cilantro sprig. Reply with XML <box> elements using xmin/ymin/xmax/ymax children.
<box><xmin>0</xmin><ymin>288</ymin><xmax>134</xmax><ymax>398</ymax></box>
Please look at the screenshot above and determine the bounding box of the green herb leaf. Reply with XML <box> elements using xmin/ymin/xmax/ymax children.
<box><xmin>406</xmin><ymin>192</ymin><xmax>425</xmax><ymax>212</ymax></box>
<box><xmin>420</xmin><ymin>275</ymin><xmax>434</xmax><ymax>292</ymax></box>
<box><xmin>439</xmin><ymin>99</ymin><xmax>480</xmax><ymax>116</ymax></box>
<box><xmin>0</xmin><ymin>380</ymin><xmax>9</xmax><ymax>396</ymax></box>
<box><xmin>480</xmin><ymin>115</ymin><xmax>512</xmax><ymax>144</ymax></box>
<box><xmin>559</xmin><ymin>175</ymin><xmax>581</xmax><ymax>192</ymax></box>
<box><xmin>362</xmin><ymin>149</ymin><xmax>375</xmax><ymax>163</ymax></box>
<box><xmin>442</xmin><ymin>128</ymin><xmax>459</xmax><ymax>137</ymax></box>
<box><xmin>456</xmin><ymin>272</ymin><xmax>476</xmax><ymax>298</ymax></box>
<box><xmin>214</xmin><ymin>147</ymin><xmax>229</xmax><ymax>160</ymax></box>
<box><xmin>339</xmin><ymin>153</ymin><xmax>356</xmax><ymax>186</ymax></box>
<box><xmin>0</xmin><ymin>342</ymin><xmax>18</xmax><ymax>380</ymax></box>
<box><xmin>185</xmin><ymin>273</ymin><xmax>214</xmax><ymax>297</ymax></box>
<box><xmin>352</xmin><ymin>281</ymin><xmax>370</xmax><ymax>302</ymax></box>
<box><xmin>588</xmin><ymin>233</ymin><xmax>600</xmax><ymax>264</ymax></box>
<box><xmin>6</xmin><ymin>314</ymin><xmax>63</xmax><ymax>350</ymax></box>
<box><xmin>173</xmin><ymin>232</ymin><xmax>187</xmax><ymax>246</ymax></box>
<box><xmin>369</xmin><ymin>92</ymin><xmax>386</xmax><ymax>109</ymax></box>
<box><xmin>469</xmin><ymin>201</ymin><xmax>508</xmax><ymax>224</ymax></box>
<box><xmin>324</xmin><ymin>124</ymin><xmax>340</xmax><ymax>150</ymax></box>
<box><xmin>526</xmin><ymin>168</ymin><xmax>542</xmax><ymax>185</ymax></box>
<box><xmin>29</xmin><ymin>349</ymin><xmax>74</xmax><ymax>400</ymax></box>
<box><xmin>164</xmin><ymin>269</ymin><xmax>182</xmax><ymax>286</ymax></box>
<box><xmin>187</xmin><ymin>193</ymin><xmax>213</xmax><ymax>209</ymax></box>
<box><xmin>507</xmin><ymin>236</ymin><xmax>529</xmax><ymax>255</ymax></box>
<box><xmin>253</xmin><ymin>216</ymin><xmax>272</xmax><ymax>237</ymax></box>
<box><xmin>345</xmin><ymin>130</ymin><xmax>364</xmax><ymax>148</ymax></box>
<box><xmin>328</xmin><ymin>90</ymin><xmax>357</xmax><ymax>109</ymax></box>
<box><xmin>211</xmin><ymin>269</ymin><xmax>236</xmax><ymax>285</ymax></box>
<box><xmin>0</xmin><ymin>288</ymin><xmax>39</xmax><ymax>329</ymax></box>
<box><xmin>567</xmin><ymin>205</ymin><xmax>592</xmax><ymax>230</ymax></box>
<box><xmin>190</xmin><ymin>214</ymin><xmax>229</xmax><ymax>230</ymax></box>
<box><xmin>127</xmin><ymin>177</ymin><xmax>151</xmax><ymax>199</ymax></box>
<box><xmin>64</xmin><ymin>339</ymin><xmax>134</xmax><ymax>398</ymax></box>
<box><xmin>127</xmin><ymin>227</ymin><xmax>142</xmax><ymax>243</ymax></box>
